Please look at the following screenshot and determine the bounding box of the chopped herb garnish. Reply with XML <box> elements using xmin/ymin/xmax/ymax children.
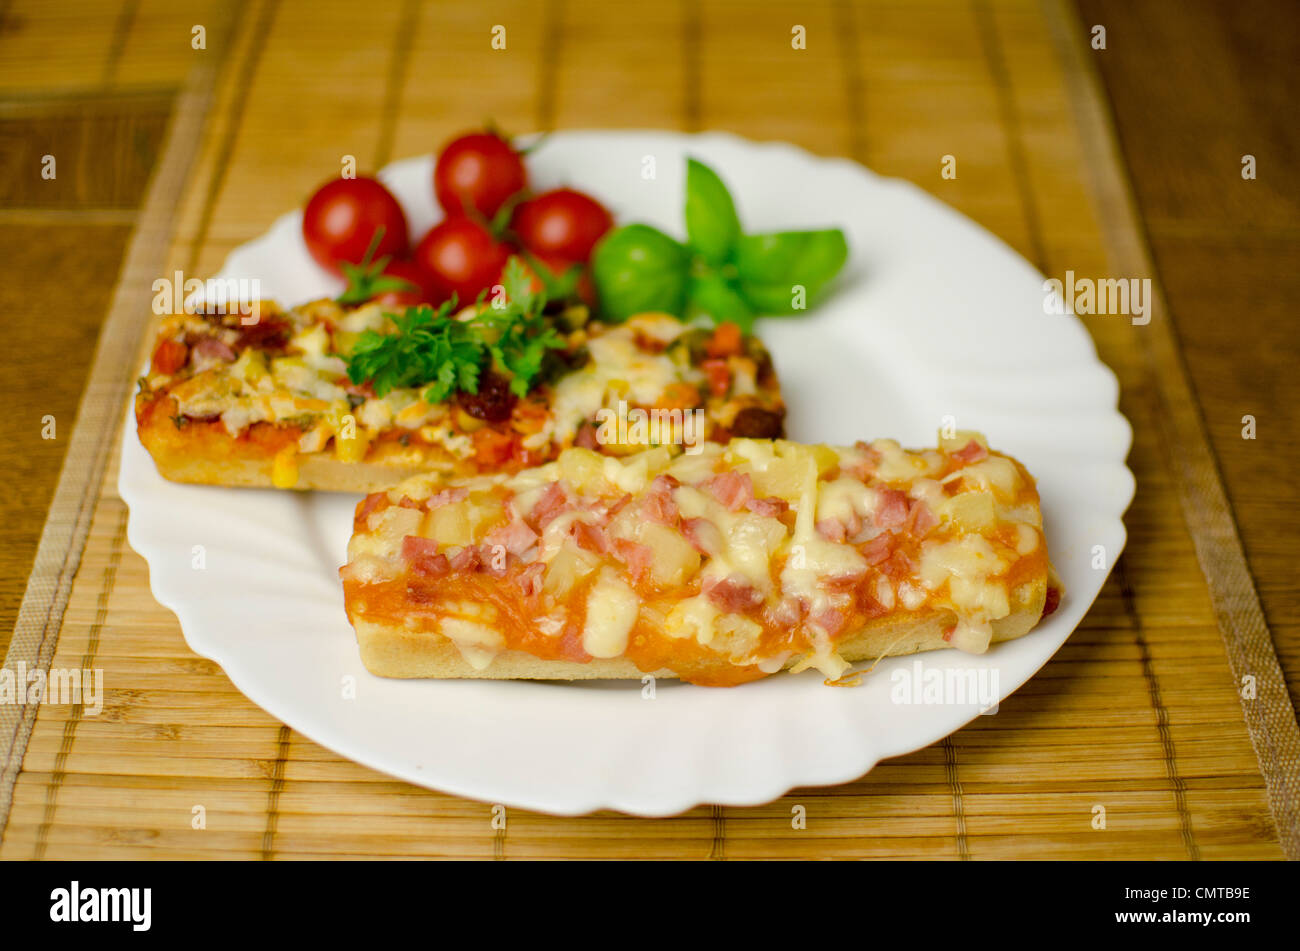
<box><xmin>345</xmin><ymin>256</ymin><xmax>565</xmax><ymax>403</ymax></box>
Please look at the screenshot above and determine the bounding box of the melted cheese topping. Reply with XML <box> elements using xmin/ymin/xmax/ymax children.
<box><xmin>551</xmin><ymin>315</ymin><xmax>699</xmax><ymax>444</ymax></box>
<box><xmin>345</xmin><ymin>431</ymin><xmax>1055</xmax><ymax>684</ymax></box>
<box><xmin>582</xmin><ymin>570</ymin><xmax>640</xmax><ymax>658</ymax></box>
<box><xmin>149</xmin><ymin>304</ymin><xmax>737</xmax><ymax>486</ymax></box>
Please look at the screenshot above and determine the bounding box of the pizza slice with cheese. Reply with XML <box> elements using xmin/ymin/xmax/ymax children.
<box><xmin>340</xmin><ymin>432</ymin><xmax>1062</xmax><ymax>686</ymax></box>
<box><xmin>134</xmin><ymin>298</ymin><xmax>786</xmax><ymax>492</ymax></box>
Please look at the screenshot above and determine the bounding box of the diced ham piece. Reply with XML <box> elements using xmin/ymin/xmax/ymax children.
<box><xmin>613</xmin><ymin>538</ymin><xmax>654</xmax><ymax>583</ymax></box>
<box><xmin>514</xmin><ymin>562</ymin><xmax>545</xmax><ymax>596</ymax></box>
<box><xmin>398</xmin><ymin>496</ymin><xmax>423</xmax><ymax>510</ymax></box>
<box><xmin>574</xmin><ymin>423</ymin><xmax>600</xmax><ymax>449</ymax></box>
<box><xmin>401</xmin><ymin>535</ymin><xmax>449</xmax><ymax>577</ymax></box>
<box><xmin>905</xmin><ymin>499</ymin><xmax>939</xmax><ymax>537</ymax></box>
<box><xmin>703</xmin><ymin>576</ymin><xmax>764</xmax><ymax>613</ymax></box>
<box><xmin>487</xmin><ymin>519</ymin><xmax>539</xmax><ymax>556</ymax></box>
<box><xmin>401</xmin><ymin>535</ymin><xmax>438</xmax><ymax>559</ymax></box>
<box><xmin>1043</xmin><ymin>584</ymin><xmax>1062</xmax><ymax>618</ymax></box>
<box><xmin>816</xmin><ymin>519</ymin><xmax>848</xmax><ymax>543</ymax></box>
<box><xmin>450</xmin><ymin>546</ymin><xmax>482</xmax><ymax>572</ymax></box>
<box><xmin>817</xmin><ymin>511</ymin><xmax>862</xmax><ymax>543</ymax></box>
<box><xmin>875</xmin><ymin>488</ymin><xmax>910</xmax><ymax>529</ymax></box>
<box><xmin>589</xmin><ymin>493</ymin><xmax>632</xmax><ymax>525</ymax></box>
<box><xmin>426</xmin><ymin>487</ymin><xmax>469</xmax><ymax>510</ymax></box>
<box><xmin>702</xmin><ymin>471</ymin><xmax>754</xmax><ymax>512</ymax></box>
<box><xmin>952</xmin><ymin>439</ymin><xmax>989</xmax><ymax>464</ymax></box>
<box><xmin>682</xmin><ymin>517</ymin><xmax>724</xmax><ymax>555</ymax></box>
<box><xmin>528</xmin><ymin>482</ymin><xmax>571</xmax><ymax>530</ymax></box>
<box><xmin>745</xmin><ymin>495</ymin><xmax>788</xmax><ymax>517</ymax></box>
<box><xmin>193</xmin><ymin>337</ymin><xmax>237</xmax><ymax>363</ymax></box>
<box><xmin>357</xmin><ymin>492</ymin><xmax>386</xmax><ymax>522</ymax></box>
<box><xmin>570</xmin><ymin>519</ymin><xmax>609</xmax><ymax>555</ymax></box>
<box><xmin>842</xmin><ymin>441</ymin><xmax>881</xmax><ymax>479</ymax></box>
<box><xmin>882</xmin><ymin>549</ymin><xmax>916</xmax><ymax>580</ymax></box>
<box><xmin>855</xmin><ymin>584</ymin><xmax>890</xmax><ymax>620</ymax></box>
<box><xmin>812</xmin><ymin>607</ymin><xmax>850</xmax><ymax>637</ymax></box>
<box><xmin>768</xmin><ymin>596</ymin><xmax>807</xmax><ymax>629</ymax></box>
<box><xmin>642</xmin><ymin>475</ymin><xmax>681</xmax><ymax>524</ymax></box>
<box><xmin>860</xmin><ymin>532</ymin><xmax>895</xmax><ymax>565</ymax></box>
<box><xmin>482</xmin><ymin>550</ymin><xmax>518</xmax><ymax>578</ymax></box>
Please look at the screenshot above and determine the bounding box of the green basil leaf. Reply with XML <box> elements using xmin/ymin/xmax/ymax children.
<box><xmin>591</xmin><ymin>224</ymin><xmax>691</xmax><ymax>321</ymax></box>
<box><xmin>684</xmin><ymin>158</ymin><xmax>741</xmax><ymax>265</ymax></box>
<box><xmin>734</xmin><ymin>229</ymin><xmax>849</xmax><ymax>314</ymax></box>
<box><xmin>687</xmin><ymin>272</ymin><xmax>754</xmax><ymax>333</ymax></box>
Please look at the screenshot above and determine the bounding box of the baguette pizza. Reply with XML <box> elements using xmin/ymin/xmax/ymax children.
<box><xmin>341</xmin><ymin>432</ymin><xmax>1062</xmax><ymax>686</ymax></box>
<box><xmin>135</xmin><ymin>295</ymin><xmax>785</xmax><ymax>492</ymax></box>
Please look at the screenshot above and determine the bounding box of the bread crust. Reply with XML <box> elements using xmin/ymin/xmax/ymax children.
<box><xmin>351</xmin><ymin>576</ymin><xmax>1049</xmax><ymax>682</ymax></box>
<box><xmin>136</xmin><ymin>392</ymin><xmax>459</xmax><ymax>492</ymax></box>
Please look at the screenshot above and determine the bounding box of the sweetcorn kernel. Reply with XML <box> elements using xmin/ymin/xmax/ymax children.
<box><xmin>271</xmin><ymin>447</ymin><xmax>299</xmax><ymax>489</ymax></box>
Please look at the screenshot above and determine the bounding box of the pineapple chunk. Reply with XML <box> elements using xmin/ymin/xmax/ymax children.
<box><xmin>724</xmin><ymin>438</ymin><xmax>777</xmax><ymax>468</ymax></box>
<box><xmin>373</xmin><ymin>505</ymin><xmax>422</xmax><ymax>545</ymax></box>
<box><xmin>543</xmin><ymin>542</ymin><xmax>602</xmax><ymax>598</ymax></box>
<box><xmin>955</xmin><ymin>456</ymin><xmax>1020</xmax><ymax>498</ymax></box>
<box><xmin>426</xmin><ymin>491</ymin><xmax>505</xmax><ymax>547</ymax></box>
<box><xmin>558</xmin><ymin>447</ymin><xmax>608</xmax><ymax>496</ymax></box>
<box><xmin>713</xmin><ymin>614</ymin><xmax>764</xmax><ymax>657</ymax></box>
<box><xmin>776</xmin><ymin>440</ymin><xmax>838</xmax><ymax>475</ymax></box>
<box><xmin>605</xmin><ymin>446</ymin><xmax>673</xmax><ymax>494</ymax></box>
<box><xmin>637</xmin><ymin>522</ymin><xmax>701</xmax><ymax>587</ymax></box>
<box><xmin>749</xmin><ymin>450</ymin><xmax>818</xmax><ymax>502</ymax></box>
<box><xmin>939</xmin><ymin>490</ymin><xmax>997</xmax><ymax>533</ymax></box>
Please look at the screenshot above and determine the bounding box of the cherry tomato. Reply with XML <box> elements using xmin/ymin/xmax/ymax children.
<box><xmin>521</xmin><ymin>252</ymin><xmax>597</xmax><ymax>308</ymax></box>
<box><xmin>512</xmin><ymin>188</ymin><xmax>613</xmax><ymax>263</ymax></box>
<box><xmin>151</xmin><ymin>337</ymin><xmax>189</xmax><ymax>375</ymax></box>
<box><xmin>372</xmin><ymin>258</ymin><xmax>434</xmax><ymax>308</ymax></box>
<box><xmin>434</xmin><ymin>131</ymin><xmax>528</xmax><ymax>218</ymax></box>
<box><xmin>302</xmin><ymin>177</ymin><xmax>408</xmax><ymax>274</ymax></box>
<box><xmin>414</xmin><ymin>218</ymin><xmax>510</xmax><ymax>305</ymax></box>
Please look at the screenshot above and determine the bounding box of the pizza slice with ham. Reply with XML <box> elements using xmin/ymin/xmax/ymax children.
<box><xmin>340</xmin><ymin>432</ymin><xmax>1062</xmax><ymax>686</ymax></box>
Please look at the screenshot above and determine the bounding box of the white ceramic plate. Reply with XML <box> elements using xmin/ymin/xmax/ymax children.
<box><xmin>120</xmin><ymin>131</ymin><xmax>1134</xmax><ymax>816</ymax></box>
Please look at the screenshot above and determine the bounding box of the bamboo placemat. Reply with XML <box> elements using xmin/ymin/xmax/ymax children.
<box><xmin>2</xmin><ymin>0</ymin><xmax>1296</xmax><ymax>860</ymax></box>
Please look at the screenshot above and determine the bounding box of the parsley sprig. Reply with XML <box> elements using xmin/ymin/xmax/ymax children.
<box><xmin>345</xmin><ymin>257</ymin><xmax>565</xmax><ymax>403</ymax></box>
<box><xmin>335</xmin><ymin>228</ymin><xmax>418</xmax><ymax>306</ymax></box>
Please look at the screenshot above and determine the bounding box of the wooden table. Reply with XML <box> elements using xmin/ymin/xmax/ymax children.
<box><xmin>1</xmin><ymin>0</ymin><xmax>1296</xmax><ymax>860</ymax></box>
